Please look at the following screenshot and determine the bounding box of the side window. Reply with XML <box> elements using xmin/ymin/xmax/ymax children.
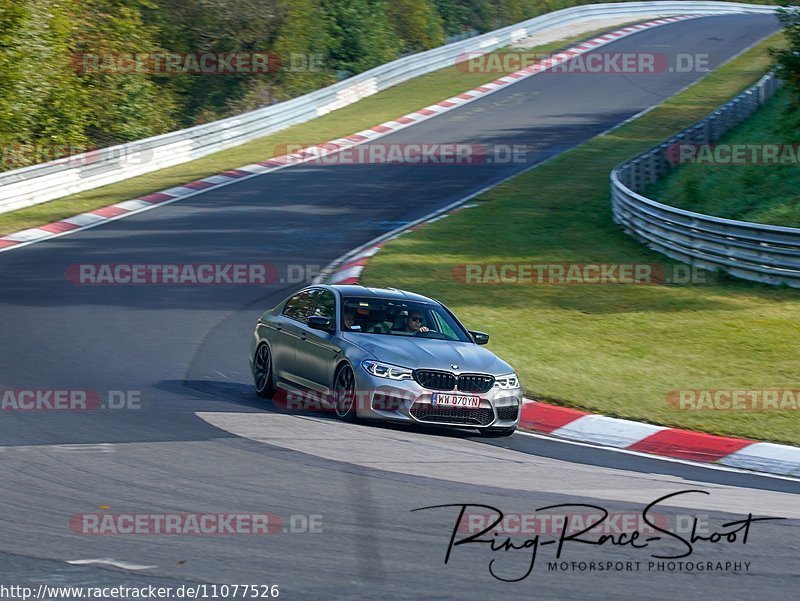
<box><xmin>433</xmin><ymin>312</ymin><xmax>456</xmax><ymax>338</ymax></box>
<box><xmin>282</xmin><ymin>293</ymin><xmax>303</xmax><ymax>318</ymax></box>
<box><xmin>282</xmin><ymin>290</ymin><xmax>318</xmax><ymax>323</ymax></box>
<box><xmin>312</xmin><ymin>290</ymin><xmax>336</xmax><ymax>320</ymax></box>
<box><xmin>282</xmin><ymin>294</ymin><xmax>300</xmax><ymax>317</ymax></box>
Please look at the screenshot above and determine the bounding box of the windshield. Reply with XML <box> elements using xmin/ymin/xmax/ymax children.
<box><xmin>341</xmin><ymin>296</ymin><xmax>472</xmax><ymax>342</ymax></box>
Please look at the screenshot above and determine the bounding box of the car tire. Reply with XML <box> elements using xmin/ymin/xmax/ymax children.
<box><xmin>332</xmin><ymin>364</ymin><xmax>358</xmax><ymax>422</ymax></box>
<box><xmin>253</xmin><ymin>343</ymin><xmax>275</xmax><ymax>398</ymax></box>
<box><xmin>478</xmin><ymin>426</ymin><xmax>517</xmax><ymax>437</ymax></box>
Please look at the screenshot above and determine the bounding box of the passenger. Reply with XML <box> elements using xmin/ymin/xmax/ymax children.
<box><xmin>343</xmin><ymin>308</ymin><xmax>357</xmax><ymax>329</ymax></box>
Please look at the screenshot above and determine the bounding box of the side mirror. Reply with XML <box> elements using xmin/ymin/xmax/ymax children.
<box><xmin>308</xmin><ymin>316</ymin><xmax>333</xmax><ymax>331</ymax></box>
<box><xmin>469</xmin><ymin>330</ymin><xmax>489</xmax><ymax>345</ymax></box>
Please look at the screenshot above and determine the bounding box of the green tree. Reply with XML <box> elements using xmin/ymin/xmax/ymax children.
<box><xmin>0</xmin><ymin>0</ymin><xmax>87</xmax><ymax>155</ymax></box>
<box><xmin>774</xmin><ymin>0</ymin><xmax>800</xmax><ymax>107</ymax></box>
<box><xmin>496</xmin><ymin>0</ymin><xmax>529</xmax><ymax>25</ymax></box>
<box><xmin>321</xmin><ymin>0</ymin><xmax>399</xmax><ymax>76</ymax></box>
<box><xmin>430</xmin><ymin>0</ymin><xmax>471</xmax><ymax>36</ymax></box>
<box><xmin>272</xmin><ymin>0</ymin><xmax>334</xmax><ymax>100</ymax></box>
<box><xmin>388</xmin><ymin>0</ymin><xmax>445</xmax><ymax>53</ymax></box>
<box><xmin>70</xmin><ymin>0</ymin><xmax>177</xmax><ymax>146</ymax></box>
<box><xmin>151</xmin><ymin>0</ymin><xmax>282</xmax><ymax>122</ymax></box>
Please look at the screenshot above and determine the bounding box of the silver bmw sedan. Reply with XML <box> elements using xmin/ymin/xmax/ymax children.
<box><xmin>250</xmin><ymin>284</ymin><xmax>522</xmax><ymax>435</ymax></box>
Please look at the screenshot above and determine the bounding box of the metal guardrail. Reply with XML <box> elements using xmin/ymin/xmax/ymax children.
<box><xmin>611</xmin><ymin>73</ymin><xmax>800</xmax><ymax>287</ymax></box>
<box><xmin>0</xmin><ymin>2</ymin><xmax>778</xmax><ymax>214</ymax></box>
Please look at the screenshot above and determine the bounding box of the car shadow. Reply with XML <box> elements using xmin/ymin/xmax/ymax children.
<box><xmin>175</xmin><ymin>378</ymin><xmax>484</xmax><ymax>440</ymax></box>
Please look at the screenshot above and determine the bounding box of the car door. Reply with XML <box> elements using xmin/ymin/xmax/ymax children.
<box><xmin>293</xmin><ymin>289</ymin><xmax>342</xmax><ymax>393</ymax></box>
<box><xmin>272</xmin><ymin>289</ymin><xmax>319</xmax><ymax>386</ymax></box>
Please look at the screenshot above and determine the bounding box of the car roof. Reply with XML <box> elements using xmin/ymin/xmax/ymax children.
<box><xmin>327</xmin><ymin>284</ymin><xmax>437</xmax><ymax>304</ymax></box>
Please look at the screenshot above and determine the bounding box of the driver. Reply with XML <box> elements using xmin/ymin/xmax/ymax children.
<box><xmin>403</xmin><ymin>311</ymin><xmax>430</xmax><ymax>334</ymax></box>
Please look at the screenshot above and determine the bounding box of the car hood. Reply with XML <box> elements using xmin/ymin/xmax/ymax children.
<box><xmin>340</xmin><ymin>333</ymin><xmax>514</xmax><ymax>375</ymax></box>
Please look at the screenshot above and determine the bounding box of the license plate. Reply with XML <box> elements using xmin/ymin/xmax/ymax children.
<box><xmin>432</xmin><ymin>393</ymin><xmax>482</xmax><ymax>408</ymax></box>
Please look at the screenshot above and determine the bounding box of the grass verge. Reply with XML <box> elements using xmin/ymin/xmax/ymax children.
<box><xmin>647</xmin><ymin>86</ymin><xmax>800</xmax><ymax>227</ymax></box>
<box><xmin>362</xmin><ymin>32</ymin><xmax>800</xmax><ymax>446</ymax></box>
<box><xmin>0</xmin><ymin>24</ymin><xmax>638</xmax><ymax>236</ymax></box>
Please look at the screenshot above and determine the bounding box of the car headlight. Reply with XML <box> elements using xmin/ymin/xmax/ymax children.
<box><xmin>362</xmin><ymin>360</ymin><xmax>413</xmax><ymax>381</ymax></box>
<box><xmin>494</xmin><ymin>373</ymin><xmax>520</xmax><ymax>390</ymax></box>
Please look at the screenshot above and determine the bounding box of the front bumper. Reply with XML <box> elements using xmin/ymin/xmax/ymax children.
<box><xmin>353</xmin><ymin>365</ymin><xmax>522</xmax><ymax>429</ymax></box>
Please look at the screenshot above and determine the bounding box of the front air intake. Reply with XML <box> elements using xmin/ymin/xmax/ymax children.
<box><xmin>413</xmin><ymin>370</ymin><xmax>456</xmax><ymax>391</ymax></box>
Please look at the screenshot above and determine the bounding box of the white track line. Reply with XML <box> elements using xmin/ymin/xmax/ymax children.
<box><xmin>66</xmin><ymin>558</ymin><xmax>157</xmax><ymax>570</ymax></box>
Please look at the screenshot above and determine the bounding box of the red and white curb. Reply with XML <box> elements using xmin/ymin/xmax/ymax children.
<box><xmin>0</xmin><ymin>15</ymin><xmax>702</xmax><ymax>254</ymax></box>
<box><xmin>520</xmin><ymin>401</ymin><xmax>800</xmax><ymax>477</ymax></box>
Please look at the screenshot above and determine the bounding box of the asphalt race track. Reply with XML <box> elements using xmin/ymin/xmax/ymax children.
<box><xmin>1</xmin><ymin>14</ymin><xmax>797</xmax><ymax>601</ymax></box>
